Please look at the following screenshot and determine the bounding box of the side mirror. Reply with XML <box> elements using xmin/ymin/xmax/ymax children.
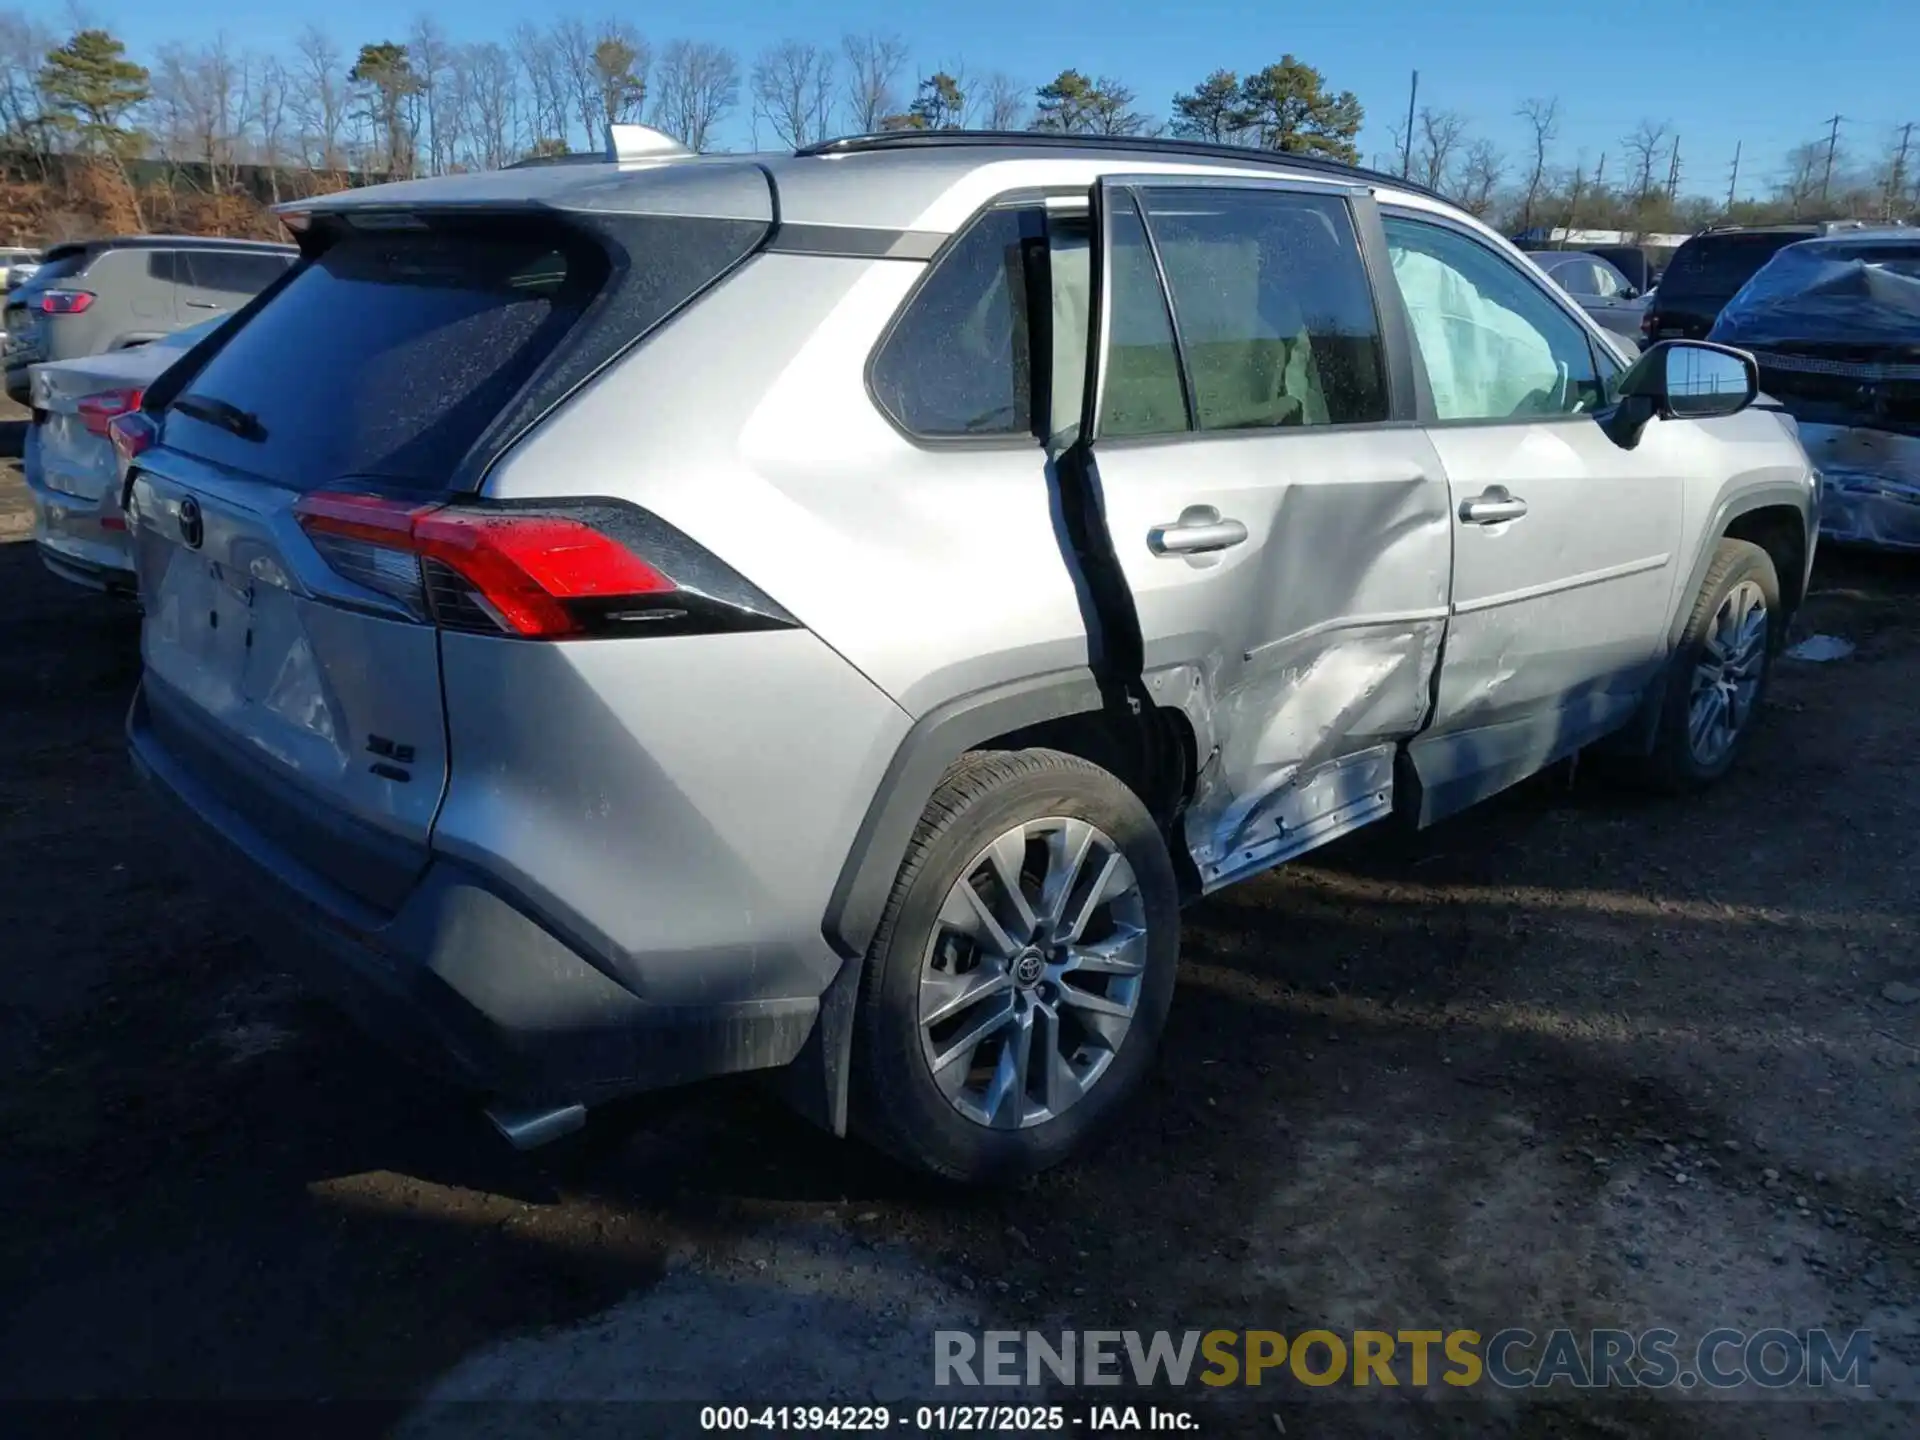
<box><xmin>1600</xmin><ymin>340</ymin><xmax>1758</xmax><ymax>450</ymax></box>
<box><xmin>1621</xmin><ymin>285</ymin><xmax>1640</xmax><ymax>300</ymax></box>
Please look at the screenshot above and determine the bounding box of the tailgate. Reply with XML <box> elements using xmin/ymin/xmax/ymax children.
<box><xmin>125</xmin><ymin>203</ymin><xmax>770</xmax><ymax>916</ymax></box>
<box><xmin>131</xmin><ymin>450</ymin><xmax>450</xmax><ymax>913</ymax></box>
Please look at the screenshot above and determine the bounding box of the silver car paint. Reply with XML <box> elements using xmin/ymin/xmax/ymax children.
<box><xmin>129</xmin><ymin>140</ymin><xmax>1817</xmax><ymax>1118</ymax></box>
<box><xmin>131</xmin><ymin>448</ymin><xmax>450</xmax><ymax>899</ymax></box>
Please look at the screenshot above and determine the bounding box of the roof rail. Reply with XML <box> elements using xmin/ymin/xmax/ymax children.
<box><xmin>795</xmin><ymin>130</ymin><xmax>1446</xmax><ymax>202</ymax></box>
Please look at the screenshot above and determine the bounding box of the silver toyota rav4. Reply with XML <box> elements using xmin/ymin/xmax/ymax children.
<box><xmin>122</xmin><ymin>128</ymin><xmax>1818</xmax><ymax>1181</ymax></box>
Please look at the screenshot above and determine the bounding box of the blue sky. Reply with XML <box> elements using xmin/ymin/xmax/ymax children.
<box><xmin>83</xmin><ymin>0</ymin><xmax>1915</xmax><ymax>199</ymax></box>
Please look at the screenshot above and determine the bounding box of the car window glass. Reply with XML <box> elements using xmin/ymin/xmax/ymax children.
<box><xmin>1137</xmin><ymin>187</ymin><xmax>1387</xmax><ymax>432</ymax></box>
<box><xmin>1551</xmin><ymin>258</ymin><xmax>1597</xmax><ymax>295</ymax></box>
<box><xmin>183</xmin><ymin>250</ymin><xmax>292</xmax><ymax>296</ymax></box>
<box><xmin>870</xmin><ymin>207</ymin><xmax>1032</xmax><ymax>438</ymax></box>
<box><xmin>1589</xmin><ymin>261</ymin><xmax>1625</xmax><ymax>298</ymax></box>
<box><xmin>147</xmin><ymin>251</ymin><xmax>179</xmax><ymax>284</ymax></box>
<box><xmin>1382</xmin><ymin>216</ymin><xmax>1606</xmax><ymax>421</ymax></box>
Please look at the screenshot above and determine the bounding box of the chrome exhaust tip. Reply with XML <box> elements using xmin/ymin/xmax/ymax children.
<box><xmin>485</xmin><ymin>1101</ymin><xmax>587</xmax><ymax>1150</ymax></box>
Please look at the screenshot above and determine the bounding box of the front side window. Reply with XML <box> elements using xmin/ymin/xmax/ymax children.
<box><xmin>1135</xmin><ymin>187</ymin><xmax>1388</xmax><ymax>433</ymax></box>
<box><xmin>1382</xmin><ymin>215</ymin><xmax>1606</xmax><ymax>421</ymax></box>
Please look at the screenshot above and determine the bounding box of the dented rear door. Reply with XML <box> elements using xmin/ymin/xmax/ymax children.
<box><xmin>1073</xmin><ymin>175</ymin><xmax>1451</xmax><ymax>891</ymax></box>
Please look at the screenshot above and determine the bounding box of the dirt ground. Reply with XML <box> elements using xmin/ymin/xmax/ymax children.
<box><xmin>2</xmin><ymin>416</ymin><xmax>1917</xmax><ymax>1438</ymax></box>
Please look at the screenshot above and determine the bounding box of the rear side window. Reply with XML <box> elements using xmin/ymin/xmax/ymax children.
<box><xmin>22</xmin><ymin>250</ymin><xmax>90</xmax><ymax>286</ymax></box>
<box><xmin>163</xmin><ymin>225</ymin><xmax>609</xmax><ymax>492</ymax></box>
<box><xmin>1662</xmin><ymin>234</ymin><xmax>1804</xmax><ymax>296</ymax></box>
<box><xmin>147</xmin><ymin>251</ymin><xmax>178</xmax><ymax>283</ymax></box>
<box><xmin>1138</xmin><ymin>186</ymin><xmax>1389</xmax><ymax>432</ymax></box>
<box><xmin>183</xmin><ymin>250</ymin><xmax>293</xmax><ymax>295</ymax></box>
<box><xmin>869</xmin><ymin>208</ymin><xmax>1033</xmax><ymax>438</ymax></box>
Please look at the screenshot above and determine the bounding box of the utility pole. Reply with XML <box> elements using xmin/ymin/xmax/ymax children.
<box><xmin>1665</xmin><ymin>135</ymin><xmax>1681</xmax><ymax>201</ymax></box>
<box><xmin>1726</xmin><ymin>141</ymin><xmax>1741</xmax><ymax>213</ymax></box>
<box><xmin>1401</xmin><ymin>70</ymin><xmax>1417</xmax><ymax>179</ymax></box>
<box><xmin>1888</xmin><ymin>122</ymin><xmax>1914</xmax><ymax>221</ymax></box>
<box><xmin>1821</xmin><ymin>113</ymin><xmax>1843</xmax><ymax>204</ymax></box>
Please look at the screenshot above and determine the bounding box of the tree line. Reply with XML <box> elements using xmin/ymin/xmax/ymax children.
<box><xmin>2</xmin><ymin>10</ymin><xmax>1914</xmax><ymax>243</ymax></box>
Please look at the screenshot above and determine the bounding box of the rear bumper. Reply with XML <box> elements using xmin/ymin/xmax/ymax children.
<box><xmin>24</xmin><ymin>427</ymin><xmax>136</xmax><ymax>593</ymax></box>
<box><xmin>128</xmin><ymin>681</ymin><xmax>820</xmax><ymax>1104</ymax></box>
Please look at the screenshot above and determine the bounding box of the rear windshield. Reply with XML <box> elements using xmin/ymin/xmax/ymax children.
<box><xmin>1813</xmin><ymin>243</ymin><xmax>1920</xmax><ymax>278</ymax></box>
<box><xmin>1661</xmin><ymin>233</ymin><xmax>1806</xmax><ymax>296</ymax></box>
<box><xmin>162</xmin><ymin>224</ymin><xmax>609</xmax><ymax>492</ymax></box>
<box><xmin>15</xmin><ymin>249</ymin><xmax>89</xmax><ymax>289</ymax></box>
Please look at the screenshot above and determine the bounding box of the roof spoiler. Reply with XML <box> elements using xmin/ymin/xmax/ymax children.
<box><xmin>606</xmin><ymin>124</ymin><xmax>694</xmax><ymax>163</ymax></box>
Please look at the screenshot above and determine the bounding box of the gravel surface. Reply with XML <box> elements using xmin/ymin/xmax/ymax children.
<box><xmin>1</xmin><ymin>421</ymin><xmax>1916</xmax><ymax>1438</ymax></box>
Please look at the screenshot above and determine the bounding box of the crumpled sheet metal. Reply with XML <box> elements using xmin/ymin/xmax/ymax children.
<box><xmin>1179</xmin><ymin>620</ymin><xmax>1443</xmax><ymax>882</ymax></box>
<box><xmin>1711</xmin><ymin>246</ymin><xmax>1920</xmax><ymax>350</ymax></box>
<box><xmin>1800</xmin><ymin>422</ymin><xmax>1920</xmax><ymax>551</ymax></box>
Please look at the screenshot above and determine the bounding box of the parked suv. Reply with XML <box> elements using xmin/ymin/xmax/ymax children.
<box><xmin>122</xmin><ymin>130</ymin><xmax>1818</xmax><ymax>1181</ymax></box>
<box><xmin>3</xmin><ymin>235</ymin><xmax>294</xmax><ymax>403</ymax></box>
<box><xmin>1642</xmin><ymin>222</ymin><xmax>1871</xmax><ymax>343</ymax></box>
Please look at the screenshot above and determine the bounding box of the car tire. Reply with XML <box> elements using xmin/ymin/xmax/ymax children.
<box><xmin>851</xmin><ymin>747</ymin><xmax>1180</xmax><ymax>1184</ymax></box>
<box><xmin>1635</xmin><ymin>538</ymin><xmax>1781</xmax><ymax>792</ymax></box>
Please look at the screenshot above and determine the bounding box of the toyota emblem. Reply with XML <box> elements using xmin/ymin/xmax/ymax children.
<box><xmin>177</xmin><ymin>496</ymin><xmax>204</xmax><ymax>550</ymax></box>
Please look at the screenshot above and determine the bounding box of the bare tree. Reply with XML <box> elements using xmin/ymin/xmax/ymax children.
<box><xmin>1777</xmin><ymin>141</ymin><xmax>1824</xmax><ymax>218</ymax></box>
<box><xmin>1516</xmin><ymin>96</ymin><xmax>1559</xmax><ymax>232</ymax></box>
<box><xmin>1622</xmin><ymin>118</ymin><xmax>1671</xmax><ymax>199</ymax></box>
<box><xmin>1414</xmin><ymin>107</ymin><xmax>1466</xmax><ymax>192</ymax></box>
<box><xmin>841</xmin><ymin>31</ymin><xmax>907</xmax><ymax>134</ymax></box>
<box><xmin>151</xmin><ymin>38</ymin><xmax>249</xmax><ymax>191</ymax></box>
<box><xmin>1456</xmin><ymin>138</ymin><xmax>1504</xmax><ymax>215</ymax></box>
<box><xmin>292</xmin><ymin>26</ymin><xmax>348</xmax><ymax>175</ymax></box>
<box><xmin>253</xmin><ymin>57</ymin><xmax>290</xmax><ymax>199</ymax></box>
<box><xmin>652</xmin><ymin>39</ymin><xmax>739</xmax><ymax>151</ymax></box>
<box><xmin>513</xmin><ymin>22</ymin><xmax>570</xmax><ymax>153</ymax></box>
<box><xmin>407</xmin><ymin>15</ymin><xmax>454</xmax><ymax>175</ymax></box>
<box><xmin>0</xmin><ymin>11</ymin><xmax>57</xmax><ymax>173</ymax></box>
<box><xmin>458</xmin><ymin>40</ymin><xmax>517</xmax><ymax>169</ymax></box>
<box><xmin>979</xmin><ymin>72</ymin><xmax>1026</xmax><ymax>131</ymax></box>
<box><xmin>752</xmin><ymin>40</ymin><xmax>834</xmax><ymax>148</ymax></box>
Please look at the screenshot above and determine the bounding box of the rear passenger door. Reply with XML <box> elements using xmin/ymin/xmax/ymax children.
<box><xmin>1073</xmin><ymin>176</ymin><xmax>1453</xmax><ymax>891</ymax></box>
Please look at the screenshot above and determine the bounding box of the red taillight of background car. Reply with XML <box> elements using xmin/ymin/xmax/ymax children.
<box><xmin>78</xmin><ymin>387</ymin><xmax>144</xmax><ymax>437</ymax></box>
<box><xmin>295</xmin><ymin>492</ymin><xmax>678</xmax><ymax>639</ymax></box>
<box><xmin>38</xmin><ymin>290</ymin><xmax>93</xmax><ymax>315</ymax></box>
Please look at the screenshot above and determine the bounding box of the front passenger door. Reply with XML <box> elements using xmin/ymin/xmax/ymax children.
<box><xmin>1071</xmin><ymin>178</ymin><xmax>1454</xmax><ymax>890</ymax></box>
<box><xmin>1381</xmin><ymin>213</ymin><xmax>1686</xmax><ymax>822</ymax></box>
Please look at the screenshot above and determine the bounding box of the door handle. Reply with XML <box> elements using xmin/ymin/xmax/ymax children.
<box><xmin>183</xmin><ymin>300</ymin><xmax>221</xmax><ymax>309</ymax></box>
<box><xmin>1460</xmin><ymin>487</ymin><xmax>1529</xmax><ymax>525</ymax></box>
<box><xmin>1149</xmin><ymin>508</ymin><xmax>1249</xmax><ymax>556</ymax></box>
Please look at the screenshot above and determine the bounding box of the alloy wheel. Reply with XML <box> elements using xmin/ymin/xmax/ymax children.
<box><xmin>917</xmin><ymin>817</ymin><xmax>1148</xmax><ymax>1130</ymax></box>
<box><xmin>1688</xmin><ymin>578</ymin><xmax>1769</xmax><ymax>766</ymax></box>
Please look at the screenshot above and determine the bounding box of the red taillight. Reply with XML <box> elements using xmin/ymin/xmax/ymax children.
<box><xmin>78</xmin><ymin>387</ymin><xmax>143</xmax><ymax>437</ymax></box>
<box><xmin>295</xmin><ymin>491</ymin><xmax>676</xmax><ymax>639</ymax></box>
<box><xmin>39</xmin><ymin>289</ymin><xmax>93</xmax><ymax>315</ymax></box>
<box><xmin>107</xmin><ymin>410</ymin><xmax>158</xmax><ymax>488</ymax></box>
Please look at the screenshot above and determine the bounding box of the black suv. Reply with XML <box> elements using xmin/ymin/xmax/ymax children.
<box><xmin>1642</xmin><ymin>223</ymin><xmax>1870</xmax><ymax>343</ymax></box>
